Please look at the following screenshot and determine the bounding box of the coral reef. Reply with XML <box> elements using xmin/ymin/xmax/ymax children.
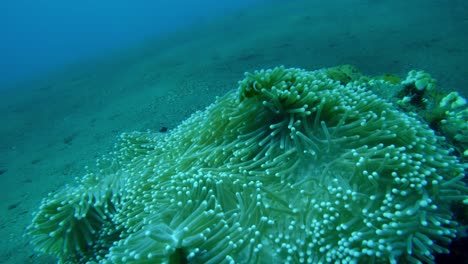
<box><xmin>28</xmin><ymin>66</ymin><xmax>467</xmax><ymax>263</ymax></box>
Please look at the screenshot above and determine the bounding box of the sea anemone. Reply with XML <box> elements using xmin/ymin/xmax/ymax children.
<box><xmin>28</xmin><ymin>66</ymin><xmax>467</xmax><ymax>264</ymax></box>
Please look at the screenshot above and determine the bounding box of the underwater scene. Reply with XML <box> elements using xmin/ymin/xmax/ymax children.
<box><xmin>0</xmin><ymin>0</ymin><xmax>467</xmax><ymax>263</ymax></box>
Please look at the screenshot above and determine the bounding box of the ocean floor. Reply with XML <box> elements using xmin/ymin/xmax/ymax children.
<box><xmin>0</xmin><ymin>0</ymin><xmax>467</xmax><ymax>263</ymax></box>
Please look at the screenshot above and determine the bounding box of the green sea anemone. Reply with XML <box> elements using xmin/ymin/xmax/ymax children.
<box><xmin>28</xmin><ymin>66</ymin><xmax>467</xmax><ymax>264</ymax></box>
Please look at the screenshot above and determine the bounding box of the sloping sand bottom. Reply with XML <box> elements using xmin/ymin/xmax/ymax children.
<box><xmin>0</xmin><ymin>0</ymin><xmax>467</xmax><ymax>263</ymax></box>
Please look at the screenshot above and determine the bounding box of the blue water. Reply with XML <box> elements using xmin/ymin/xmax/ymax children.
<box><xmin>0</xmin><ymin>1</ymin><xmax>467</xmax><ymax>263</ymax></box>
<box><xmin>0</xmin><ymin>0</ymin><xmax>268</xmax><ymax>89</ymax></box>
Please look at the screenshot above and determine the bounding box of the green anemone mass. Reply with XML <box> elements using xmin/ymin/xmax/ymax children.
<box><xmin>28</xmin><ymin>66</ymin><xmax>468</xmax><ymax>264</ymax></box>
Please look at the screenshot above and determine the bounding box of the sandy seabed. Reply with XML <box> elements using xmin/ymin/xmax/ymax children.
<box><xmin>0</xmin><ymin>0</ymin><xmax>467</xmax><ymax>263</ymax></box>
